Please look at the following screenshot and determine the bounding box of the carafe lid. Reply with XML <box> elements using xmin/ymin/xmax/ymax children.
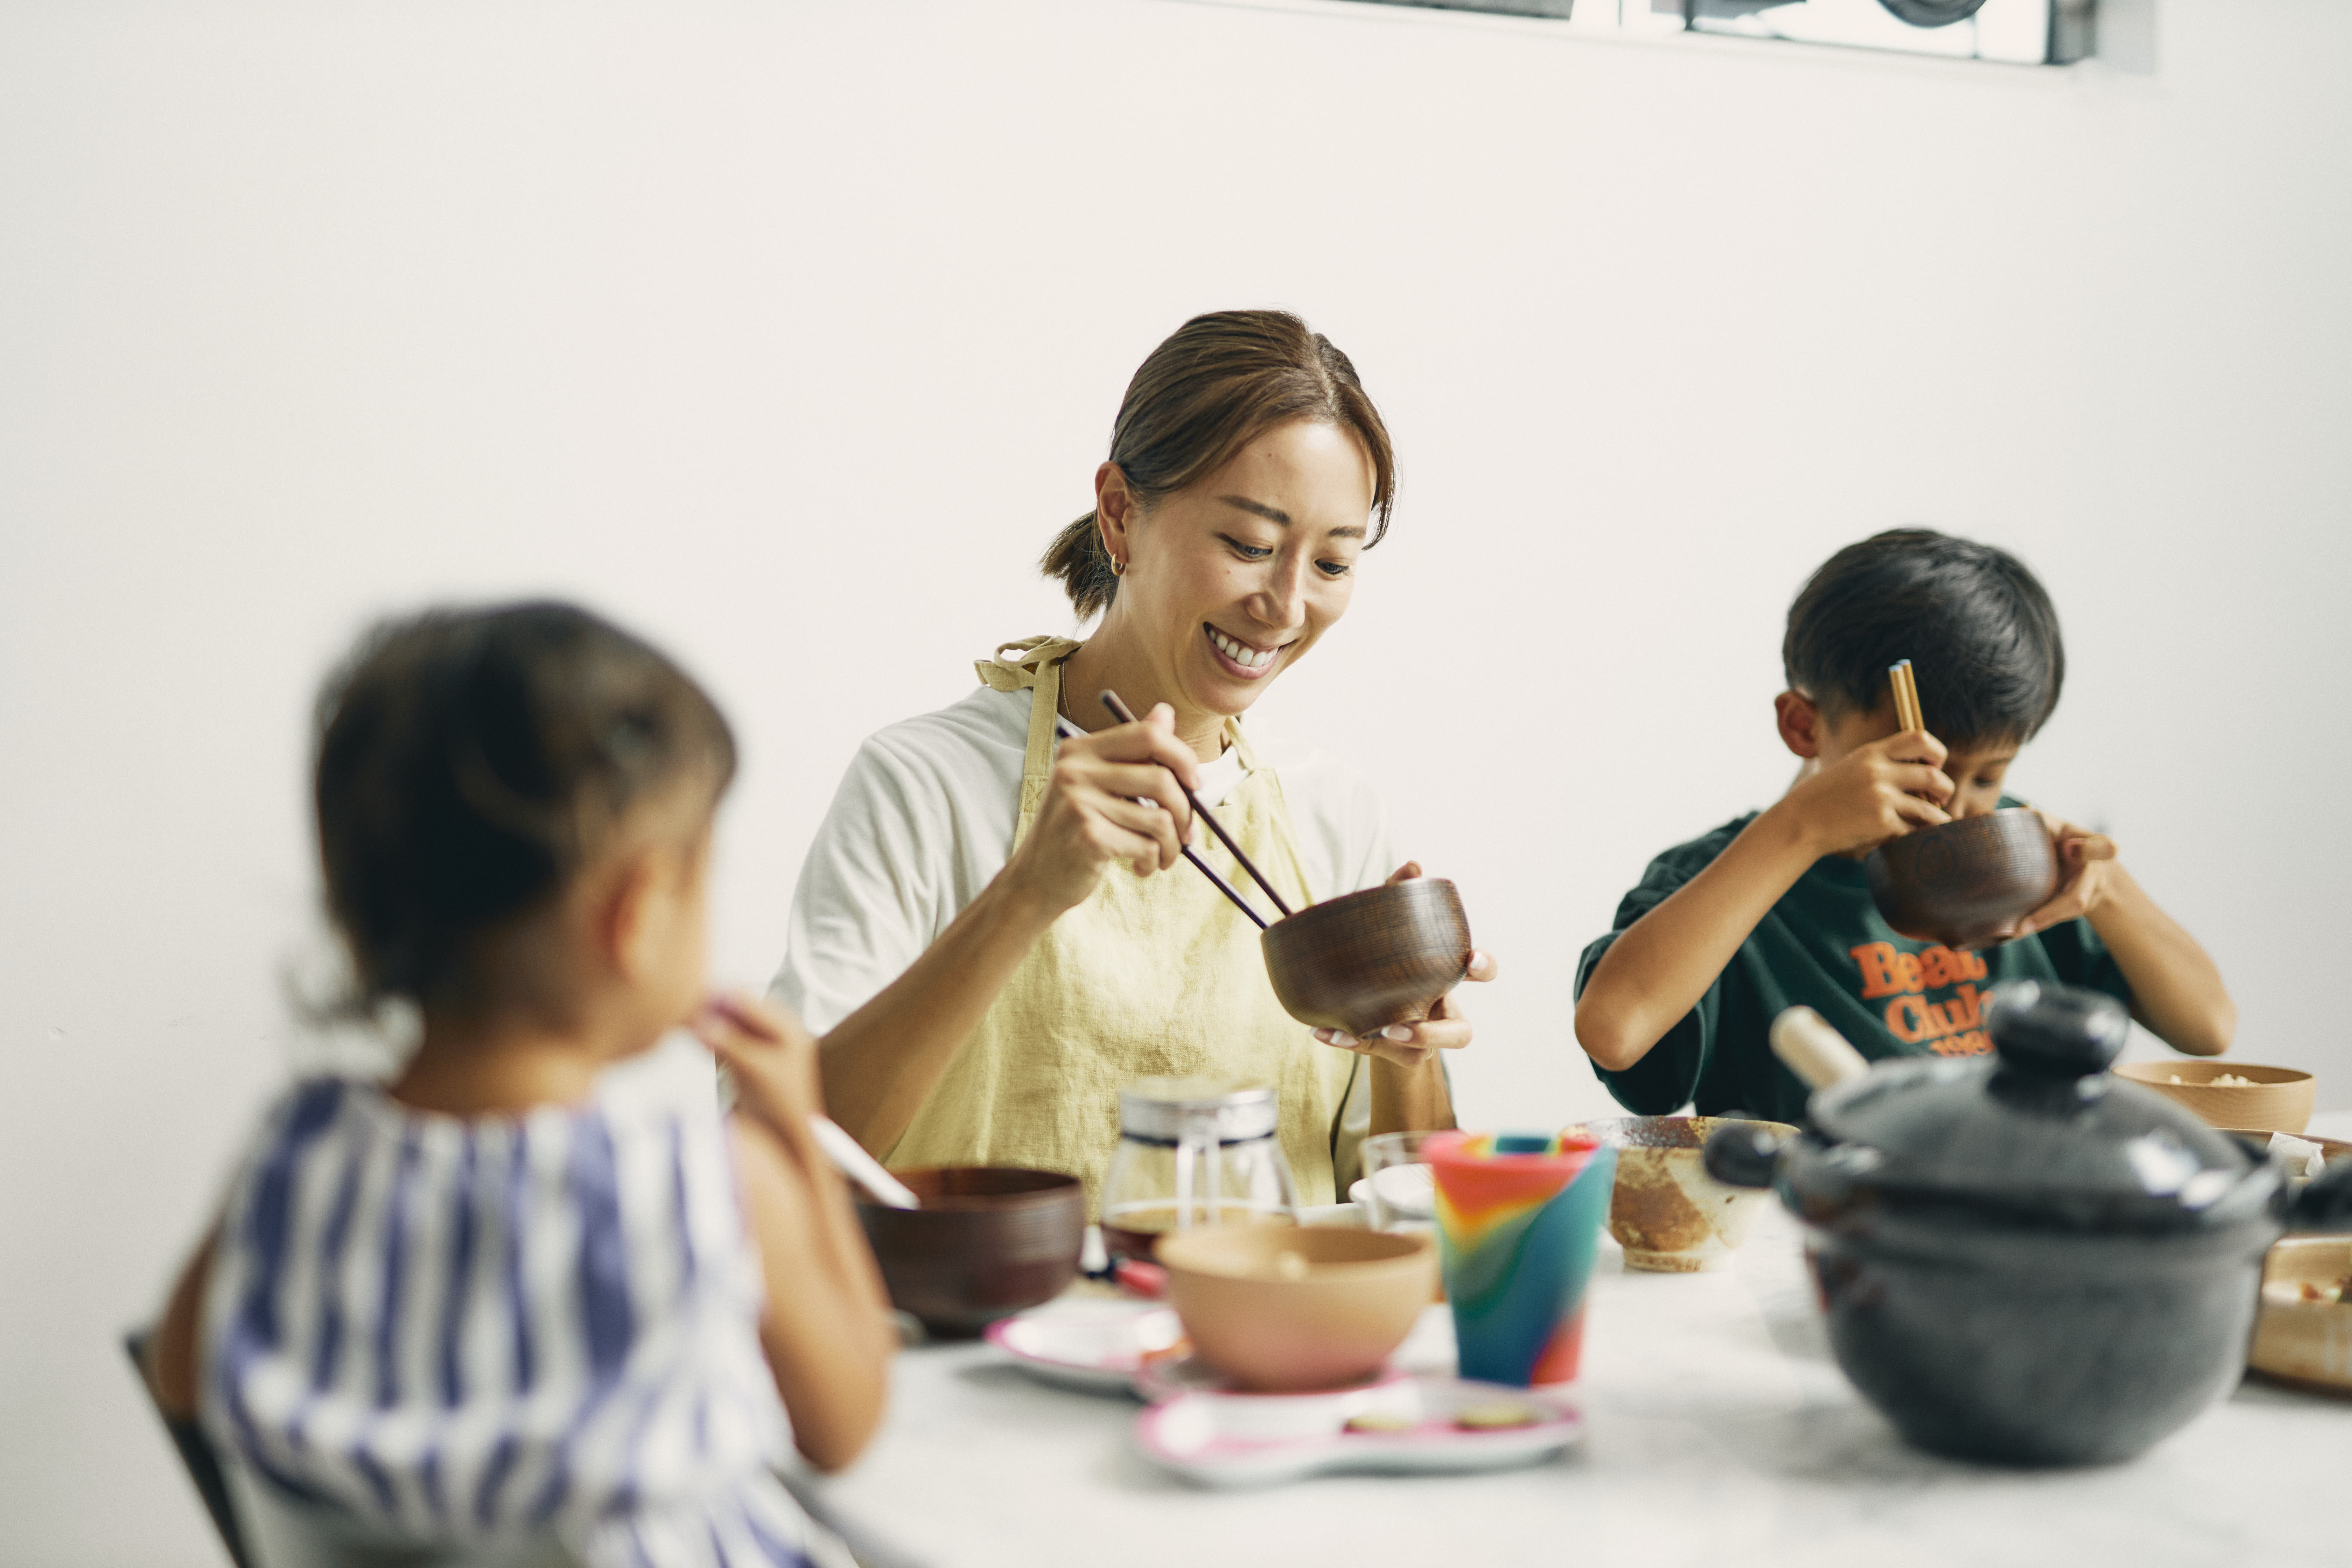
<box><xmin>1795</xmin><ymin>981</ymin><xmax>2266</xmax><ymax>1231</ymax></box>
<box><xmin>1119</xmin><ymin>1077</ymin><xmax>1278</xmax><ymax>1144</ymax></box>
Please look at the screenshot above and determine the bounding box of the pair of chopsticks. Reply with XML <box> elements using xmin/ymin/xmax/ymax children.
<box><xmin>1051</xmin><ymin>688</ymin><xmax>1294</xmax><ymax>930</ymax></box>
<box><xmin>1887</xmin><ymin>658</ymin><xmax>1950</xmax><ymax>817</ymax></box>
<box><xmin>1888</xmin><ymin>659</ymin><xmax>1926</xmax><ymax>734</ymax></box>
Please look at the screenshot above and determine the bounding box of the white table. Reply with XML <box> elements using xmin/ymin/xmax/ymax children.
<box><xmin>807</xmin><ymin>1112</ymin><xmax>2352</xmax><ymax>1568</ymax></box>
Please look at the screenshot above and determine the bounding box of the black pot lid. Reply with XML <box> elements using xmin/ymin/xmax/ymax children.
<box><xmin>1796</xmin><ymin>981</ymin><xmax>2268</xmax><ymax>1230</ymax></box>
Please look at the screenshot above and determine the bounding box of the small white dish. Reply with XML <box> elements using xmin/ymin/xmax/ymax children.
<box><xmin>985</xmin><ymin>1301</ymin><xmax>1185</xmax><ymax>1396</ymax></box>
<box><xmin>1134</xmin><ymin>1374</ymin><xmax>1582</xmax><ymax>1488</ymax></box>
<box><xmin>1348</xmin><ymin>1162</ymin><xmax>1436</xmax><ymax>1223</ymax></box>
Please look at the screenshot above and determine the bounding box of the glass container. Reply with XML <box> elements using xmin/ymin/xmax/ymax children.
<box><xmin>1100</xmin><ymin>1077</ymin><xmax>1297</xmax><ymax>1263</ymax></box>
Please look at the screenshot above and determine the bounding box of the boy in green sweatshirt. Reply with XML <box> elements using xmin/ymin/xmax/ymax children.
<box><xmin>1573</xmin><ymin>529</ymin><xmax>2234</xmax><ymax>1124</ymax></box>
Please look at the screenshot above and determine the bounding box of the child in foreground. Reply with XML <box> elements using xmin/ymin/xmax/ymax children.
<box><xmin>145</xmin><ymin>603</ymin><xmax>894</xmax><ymax>1567</ymax></box>
<box><xmin>1573</xmin><ymin>529</ymin><xmax>2234</xmax><ymax>1124</ymax></box>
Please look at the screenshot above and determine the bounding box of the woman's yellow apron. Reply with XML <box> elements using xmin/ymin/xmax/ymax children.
<box><xmin>883</xmin><ymin>637</ymin><xmax>1361</xmax><ymax>1210</ymax></box>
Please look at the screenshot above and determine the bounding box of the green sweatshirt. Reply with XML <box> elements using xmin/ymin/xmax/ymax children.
<box><xmin>1574</xmin><ymin>810</ymin><xmax>2130</xmax><ymax>1125</ymax></box>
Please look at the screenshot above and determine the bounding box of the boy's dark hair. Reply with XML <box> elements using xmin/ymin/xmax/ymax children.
<box><xmin>1783</xmin><ymin>528</ymin><xmax>2064</xmax><ymax>745</ymax></box>
<box><xmin>314</xmin><ymin>601</ymin><xmax>736</xmax><ymax>1015</ymax></box>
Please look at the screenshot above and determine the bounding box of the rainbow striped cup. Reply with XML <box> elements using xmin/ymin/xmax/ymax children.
<box><xmin>1424</xmin><ymin>1131</ymin><xmax>1616</xmax><ymax>1387</ymax></box>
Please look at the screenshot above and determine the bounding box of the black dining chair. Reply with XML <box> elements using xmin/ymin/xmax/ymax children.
<box><xmin>122</xmin><ymin>1329</ymin><xmax>254</xmax><ymax>1568</ymax></box>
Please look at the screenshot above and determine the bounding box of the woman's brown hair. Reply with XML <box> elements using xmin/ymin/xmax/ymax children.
<box><xmin>1042</xmin><ymin>309</ymin><xmax>1396</xmax><ymax>620</ymax></box>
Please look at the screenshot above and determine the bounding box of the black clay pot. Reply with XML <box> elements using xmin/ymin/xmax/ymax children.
<box><xmin>1704</xmin><ymin>982</ymin><xmax>2352</xmax><ymax>1466</ymax></box>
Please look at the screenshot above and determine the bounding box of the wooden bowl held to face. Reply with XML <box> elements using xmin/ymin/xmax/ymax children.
<box><xmin>2111</xmin><ymin>1061</ymin><xmax>2316</xmax><ymax>1135</ymax></box>
<box><xmin>1260</xmin><ymin>878</ymin><xmax>1472</xmax><ymax>1040</ymax></box>
<box><xmin>855</xmin><ymin>1168</ymin><xmax>1086</xmax><ymax>1339</ymax></box>
<box><xmin>1864</xmin><ymin>807</ymin><xmax>2059</xmax><ymax>951</ymax></box>
<box><xmin>1156</xmin><ymin>1225</ymin><xmax>1437</xmax><ymax>1392</ymax></box>
<box><xmin>1570</xmin><ymin>1116</ymin><xmax>1797</xmax><ymax>1273</ymax></box>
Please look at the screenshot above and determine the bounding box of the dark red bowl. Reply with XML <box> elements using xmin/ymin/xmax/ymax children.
<box><xmin>855</xmin><ymin>1167</ymin><xmax>1085</xmax><ymax>1339</ymax></box>
<box><xmin>1260</xmin><ymin>877</ymin><xmax>1472</xmax><ymax>1038</ymax></box>
<box><xmin>1864</xmin><ymin>807</ymin><xmax>2060</xmax><ymax>950</ymax></box>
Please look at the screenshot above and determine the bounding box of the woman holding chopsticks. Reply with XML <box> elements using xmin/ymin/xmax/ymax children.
<box><xmin>770</xmin><ymin>309</ymin><xmax>1495</xmax><ymax>1208</ymax></box>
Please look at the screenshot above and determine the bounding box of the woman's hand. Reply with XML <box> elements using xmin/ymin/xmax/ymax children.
<box><xmin>1001</xmin><ymin>701</ymin><xmax>1203</xmax><ymax>917</ymax></box>
<box><xmin>1311</xmin><ymin>862</ymin><xmax>1498</xmax><ymax>1069</ymax></box>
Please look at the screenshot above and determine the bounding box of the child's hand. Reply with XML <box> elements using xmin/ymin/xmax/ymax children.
<box><xmin>1312</xmin><ymin>861</ymin><xmax>1498</xmax><ymax>1069</ymax></box>
<box><xmin>1776</xmin><ymin>729</ymin><xmax>1954</xmax><ymax>857</ymax></box>
<box><xmin>702</xmin><ymin>989</ymin><xmax>899</xmax><ymax>1473</ymax></box>
<box><xmin>1999</xmin><ymin>811</ymin><xmax>2119</xmax><ymax>940</ymax></box>
<box><xmin>692</xmin><ymin>991</ymin><xmax>825</xmax><ymax>1142</ymax></box>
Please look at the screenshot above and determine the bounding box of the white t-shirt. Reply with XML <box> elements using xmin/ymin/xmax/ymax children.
<box><xmin>771</xmin><ymin>684</ymin><xmax>1399</xmax><ymax>1036</ymax></box>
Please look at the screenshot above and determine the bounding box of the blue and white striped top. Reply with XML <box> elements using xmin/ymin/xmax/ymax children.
<box><xmin>200</xmin><ymin>1038</ymin><xmax>831</xmax><ymax>1568</ymax></box>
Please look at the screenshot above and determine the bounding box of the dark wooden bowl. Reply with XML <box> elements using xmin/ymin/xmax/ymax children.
<box><xmin>1863</xmin><ymin>807</ymin><xmax>2059</xmax><ymax>950</ymax></box>
<box><xmin>1259</xmin><ymin>877</ymin><xmax>1472</xmax><ymax>1038</ymax></box>
<box><xmin>855</xmin><ymin>1167</ymin><xmax>1085</xmax><ymax>1339</ymax></box>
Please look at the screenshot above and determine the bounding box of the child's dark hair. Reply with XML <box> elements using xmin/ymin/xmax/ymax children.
<box><xmin>1783</xmin><ymin>528</ymin><xmax>2064</xmax><ymax>745</ymax></box>
<box><xmin>314</xmin><ymin>601</ymin><xmax>736</xmax><ymax>1015</ymax></box>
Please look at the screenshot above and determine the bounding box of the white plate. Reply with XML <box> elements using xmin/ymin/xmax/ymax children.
<box><xmin>1348</xmin><ymin>1162</ymin><xmax>1436</xmax><ymax>1222</ymax></box>
<box><xmin>984</xmin><ymin>1301</ymin><xmax>1186</xmax><ymax>1396</ymax></box>
<box><xmin>1135</xmin><ymin>1375</ymin><xmax>1582</xmax><ymax>1488</ymax></box>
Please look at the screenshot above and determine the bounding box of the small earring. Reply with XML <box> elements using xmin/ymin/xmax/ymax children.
<box><xmin>1110</xmin><ymin>556</ymin><xmax>1126</xmax><ymax>577</ymax></box>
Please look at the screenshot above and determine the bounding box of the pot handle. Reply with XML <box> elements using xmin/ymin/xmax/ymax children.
<box><xmin>2284</xmin><ymin>1158</ymin><xmax>2352</xmax><ymax>1232</ymax></box>
<box><xmin>1770</xmin><ymin>1007</ymin><xmax>1871</xmax><ymax>1092</ymax></box>
<box><xmin>1703</xmin><ymin>1121</ymin><xmax>1788</xmax><ymax>1190</ymax></box>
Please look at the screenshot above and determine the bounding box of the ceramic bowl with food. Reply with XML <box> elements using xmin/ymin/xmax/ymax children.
<box><xmin>1156</xmin><ymin>1225</ymin><xmax>1437</xmax><ymax>1392</ymax></box>
<box><xmin>1260</xmin><ymin>878</ymin><xmax>1472</xmax><ymax>1040</ymax></box>
<box><xmin>2111</xmin><ymin>1060</ymin><xmax>2315</xmax><ymax>1134</ymax></box>
<box><xmin>1864</xmin><ymin>807</ymin><xmax>2059</xmax><ymax>950</ymax></box>
<box><xmin>855</xmin><ymin>1167</ymin><xmax>1086</xmax><ymax>1338</ymax></box>
<box><xmin>2248</xmin><ymin>1235</ymin><xmax>2352</xmax><ymax>1395</ymax></box>
<box><xmin>1570</xmin><ymin>1115</ymin><xmax>1797</xmax><ymax>1272</ymax></box>
<box><xmin>2222</xmin><ymin>1128</ymin><xmax>2351</xmax><ymax>1188</ymax></box>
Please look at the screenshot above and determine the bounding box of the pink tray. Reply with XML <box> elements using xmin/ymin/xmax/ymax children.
<box><xmin>1135</xmin><ymin>1374</ymin><xmax>1582</xmax><ymax>1488</ymax></box>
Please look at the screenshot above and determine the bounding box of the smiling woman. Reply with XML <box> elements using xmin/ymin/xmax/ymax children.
<box><xmin>771</xmin><ymin>311</ymin><xmax>1495</xmax><ymax>1211</ymax></box>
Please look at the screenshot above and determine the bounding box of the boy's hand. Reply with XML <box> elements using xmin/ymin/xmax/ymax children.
<box><xmin>1776</xmin><ymin>729</ymin><xmax>1955</xmax><ymax>857</ymax></box>
<box><xmin>2001</xmin><ymin>811</ymin><xmax>2119</xmax><ymax>940</ymax></box>
<box><xmin>1311</xmin><ymin>862</ymin><xmax>1498</xmax><ymax>1068</ymax></box>
<box><xmin>692</xmin><ymin>991</ymin><xmax>825</xmax><ymax>1142</ymax></box>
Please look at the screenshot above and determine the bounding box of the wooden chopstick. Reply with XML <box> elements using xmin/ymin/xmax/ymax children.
<box><xmin>1889</xmin><ymin>659</ymin><xmax>1925</xmax><ymax>734</ymax></box>
<box><xmin>1052</xmin><ymin>713</ymin><xmax>1269</xmax><ymax>930</ymax></box>
<box><xmin>1098</xmin><ymin>690</ymin><xmax>1296</xmax><ymax>919</ymax></box>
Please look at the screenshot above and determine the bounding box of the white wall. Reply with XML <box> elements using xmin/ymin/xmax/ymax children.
<box><xmin>4</xmin><ymin>0</ymin><xmax>2348</xmax><ymax>1559</ymax></box>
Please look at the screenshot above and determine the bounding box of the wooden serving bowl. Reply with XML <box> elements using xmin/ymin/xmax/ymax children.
<box><xmin>2110</xmin><ymin>1061</ymin><xmax>2316</xmax><ymax>1134</ymax></box>
<box><xmin>2248</xmin><ymin>1235</ymin><xmax>2352</xmax><ymax>1395</ymax></box>
<box><xmin>1157</xmin><ymin>1225</ymin><xmax>1436</xmax><ymax>1392</ymax></box>
<box><xmin>1570</xmin><ymin>1115</ymin><xmax>1797</xmax><ymax>1273</ymax></box>
<box><xmin>855</xmin><ymin>1167</ymin><xmax>1085</xmax><ymax>1338</ymax></box>
<box><xmin>1260</xmin><ymin>877</ymin><xmax>1472</xmax><ymax>1038</ymax></box>
<box><xmin>1864</xmin><ymin>807</ymin><xmax>2059</xmax><ymax>950</ymax></box>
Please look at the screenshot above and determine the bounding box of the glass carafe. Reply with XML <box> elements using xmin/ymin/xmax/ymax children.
<box><xmin>1099</xmin><ymin>1077</ymin><xmax>1298</xmax><ymax>1263</ymax></box>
